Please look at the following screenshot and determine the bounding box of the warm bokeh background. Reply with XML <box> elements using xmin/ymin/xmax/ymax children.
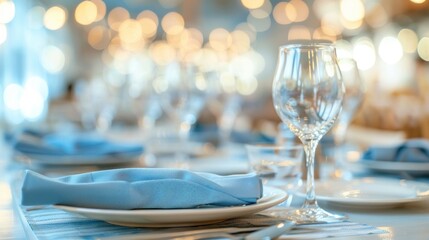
<box><xmin>2</xmin><ymin>0</ymin><xmax>429</xmax><ymax>137</ymax></box>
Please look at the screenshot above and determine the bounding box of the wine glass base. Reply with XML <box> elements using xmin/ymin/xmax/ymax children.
<box><xmin>273</xmin><ymin>206</ymin><xmax>347</xmax><ymax>224</ymax></box>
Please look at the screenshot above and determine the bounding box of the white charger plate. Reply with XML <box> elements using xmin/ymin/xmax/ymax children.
<box><xmin>55</xmin><ymin>186</ymin><xmax>287</xmax><ymax>227</ymax></box>
<box><xmin>297</xmin><ymin>178</ymin><xmax>429</xmax><ymax>209</ymax></box>
<box><xmin>359</xmin><ymin>159</ymin><xmax>429</xmax><ymax>175</ymax></box>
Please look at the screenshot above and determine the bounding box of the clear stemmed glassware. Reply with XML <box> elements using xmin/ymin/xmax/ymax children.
<box><xmin>330</xmin><ymin>58</ymin><xmax>365</xmax><ymax>179</ymax></box>
<box><xmin>74</xmin><ymin>75</ymin><xmax>119</xmax><ymax>133</ymax></box>
<box><xmin>272</xmin><ymin>42</ymin><xmax>345</xmax><ymax>223</ymax></box>
<box><xmin>157</xmin><ymin>61</ymin><xmax>207</xmax><ymax>167</ymax></box>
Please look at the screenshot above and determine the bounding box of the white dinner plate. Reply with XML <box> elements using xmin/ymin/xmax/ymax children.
<box><xmin>297</xmin><ymin>178</ymin><xmax>429</xmax><ymax>209</ymax></box>
<box><xmin>359</xmin><ymin>159</ymin><xmax>429</xmax><ymax>175</ymax></box>
<box><xmin>55</xmin><ymin>186</ymin><xmax>287</xmax><ymax>227</ymax></box>
<box><xmin>14</xmin><ymin>151</ymin><xmax>142</xmax><ymax>166</ymax></box>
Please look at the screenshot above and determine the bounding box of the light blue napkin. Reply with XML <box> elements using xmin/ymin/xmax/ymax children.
<box><xmin>12</xmin><ymin>129</ymin><xmax>143</xmax><ymax>157</ymax></box>
<box><xmin>21</xmin><ymin>168</ymin><xmax>263</xmax><ymax>210</ymax></box>
<box><xmin>362</xmin><ymin>139</ymin><xmax>429</xmax><ymax>162</ymax></box>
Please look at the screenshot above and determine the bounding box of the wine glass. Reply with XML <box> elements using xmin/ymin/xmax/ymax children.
<box><xmin>272</xmin><ymin>42</ymin><xmax>345</xmax><ymax>223</ymax></box>
<box><xmin>329</xmin><ymin>58</ymin><xmax>365</xmax><ymax>179</ymax></box>
<box><xmin>74</xmin><ymin>76</ymin><xmax>119</xmax><ymax>133</ymax></box>
<box><xmin>156</xmin><ymin>61</ymin><xmax>207</xmax><ymax>167</ymax></box>
<box><xmin>206</xmin><ymin>78</ymin><xmax>242</xmax><ymax>146</ymax></box>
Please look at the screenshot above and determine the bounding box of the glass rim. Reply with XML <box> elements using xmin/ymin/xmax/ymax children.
<box><xmin>279</xmin><ymin>40</ymin><xmax>335</xmax><ymax>51</ymax></box>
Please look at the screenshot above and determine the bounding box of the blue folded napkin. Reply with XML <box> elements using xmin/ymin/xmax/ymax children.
<box><xmin>362</xmin><ymin>139</ymin><xmax>429</xmax><ymax>162</ymax></box>
<box><xmin>11</xmin><ymin>129</ymin><xmax>143</xmax><ymax>157</ymax></box>
<box><xmin>21</xmin><ymin>168</ymin><xmax>262</xmax><ymax>210</ymax></box>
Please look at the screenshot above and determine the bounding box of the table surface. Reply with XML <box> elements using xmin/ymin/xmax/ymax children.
<box><xmin>1</xmin><ymin>139</ymin><xmax>429</xmax><ymax>240</ymax></box>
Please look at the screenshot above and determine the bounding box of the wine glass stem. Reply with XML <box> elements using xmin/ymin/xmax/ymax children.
<box><xmin>175</xmin><ymin>121</ymin><xmax>191</xmax><ymax>168</ymax></box>
<box><xmin>303</xmin><ymin>139</ymin><xmax>319</xmax><ymax>207</ymax></box>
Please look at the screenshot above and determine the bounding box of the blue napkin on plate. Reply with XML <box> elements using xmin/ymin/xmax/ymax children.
<box><xmin>21</xmin><ymin>168</ymin><xmax>262</xmax><ymax>210</ymax></box>
<box><xmin>362</xmin><ymin>139</ymin><xmax>429</xmax><ymax>162</ymax></box>
<box><xmin>11</xmin><ymin>129</ymin><xmax>143</xmax><ymax>157</ymax></box>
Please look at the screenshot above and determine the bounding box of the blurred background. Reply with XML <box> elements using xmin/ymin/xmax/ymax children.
<box><xmin>1</xmin><ymin>0</ymin><xmax>429</xmax><ymax>139</ymax></box>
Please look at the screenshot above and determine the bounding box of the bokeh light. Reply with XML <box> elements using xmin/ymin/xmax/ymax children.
<box><xmin>335</xmin><ymin>39</ymin><xmax>354</xmax><ymax>59</ymax></box>
<box><xmin>273</xmin><ymin>2</ymin><xmax>291</xmax><ymax>25</ymax></box>
<box><xmin>44</xmin><ymin>6</ymin><xmax>67</xmax><ymax>30</ymax></box>
<box><xmin>88</xmin><ymin>25</ymin><xmax>111</xmax><ymax>50</ymax></box>
<box><xmin>191</xmin><ymin>48</ymin><xmax>219</xmax><ymax>72</ymax></box>
<box><xmin>290</xmin><ymin>0</ymin><xmax>309</xmax><ymax>22</ymax></box>
<box><xmin>119</xmin><ymin>19</ymin><xmax>143</xmax><ymax>44</ymax></box>
<box><xmin>149</xmin><ymin>41</ymin><xmax>176</xmax><ymax>65</ymax></box>
<box><xmin>3</xmin><ymin>80</ymin><xmax>47</xmax><ymax>122</ymax></box>
<box><xmin>321</xmin><ymin>15</ymin><xmax>343</xmax><ymax>36</ymax></box>
<box><xmin>161</xmin><ymin>12</ymin><xmax>184</xmax><ymax>35</ymax></box>
<box><xmin>410</xmin><ymin>0</ymin><xmax>426</xmax><ymax>3</ymax></box>
<box><xmin>342</xmin><ymin>19</ymin><xmax>363</xmax><ymax>30</ymax></box>
<box><xmin>41</xmin><ymin>45</ymin><xmax>66</xmax><ymax>73</ymax></box>
<box><xmin>108</xmin><ymin>7</ymin><xmax>130</xmax><ymax>31</ymax></box>
<box><xmin>340</xmin><ymin>0</ymin><xmax>365</xmax><ymax>22</ymax></box>
<box><xmin>137</xmin><ymin>10</ymin><xmax>159</xmax><ymax>39</ymax></box>
<box><xmin>75</xmin><ymin>1</ymin><xmax>97</xmax><ymax>25</ymax></box>
<box><xmin>417</xmin><ymin>37</ymin><xmax>429</xmax><ymax>61</ymax></box>
<box><xmin>365</xmin><ymin>3</ymin><xmax>388</xmax><ymax>28</ymax></box>
<box><xmin>231</xmin><ymin>30</ymin><xmax>251</xmax><ymax>54</ymax></box>
<box><xmin>237</xmin><ymin>76</ymin><xmax>258</xmax><ymax>95</ymax></box>
<box><xmin>235</xmin><ymin>23</ymin><xmax>257</xmax><ymax>42</ymax></box>
<box><xmin>353</xmin><ymin>37</ymin><xmax>376</xmax><ymax>70</ymax></box>
<box><xmin>378</xmin><ymin>36</ymin><xmax>403</xmax><ymax>64</ymax></box>
<box><xmin>92</xmin><ymin>0</ymin><xmax>106</xmax><ymax>22</ymax></box>
<box><xmin>241</xmin><ymin>0</ymin><xmax>264</xmax><ymax>10</ymax></box>
<box><xmin>0</xmin><ymin>0</ymin><xmax>15</xmax><ymax>24</ymax></box>
<box><xmin>4</xmin><ymin>83</ymin><xmax>22</xmax><ymax>110</ymax></box>
<box><xmin>398</xmin><ymin>28</ymin><xmax>418</xmax><ymax>53</ymax></box>
<box><xmin>250</xmin><ymin>9</ymin><xmax>270</xmax><ymax>19</ymax></box>
<box><xmin>313</xmin><ymin>0</ymin><xmax>339</xmax><ymax>19</ymax></box>
<box><xmin>209</xmin><ymin>28</ymin><xmax>232</xmax><ymax>51</ymax></box>
<box><xmin>20</xmin><ymin>85</ymin><xmax>46</xmax><ymax>120</ymax></box>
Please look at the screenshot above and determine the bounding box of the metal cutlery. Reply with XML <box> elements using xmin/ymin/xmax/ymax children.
<box><xmin>101</xmin><ymin>220</ymin><xmax>296</xmax><ymax>240</ymax></box>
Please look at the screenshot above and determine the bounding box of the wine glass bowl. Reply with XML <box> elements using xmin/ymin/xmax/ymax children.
<box><xmin>327</xmin><ymin>58</ymin><xmax>365</xmax><ymax>179</ymax></box>
<box><xmin>272</xmin><ymin>42</ymin><xmax>345</xmax><ymax>223</ymax></box>
<box><xmin>273</xmin><ymin>44</ymin><xmax>344</xmax><ymax>142</ymax></box>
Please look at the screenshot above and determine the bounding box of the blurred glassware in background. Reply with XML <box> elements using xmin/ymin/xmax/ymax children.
<box><xmin>207</xmin><ymin>85</ymin><xmax>243</xmax><ymax>146</ymax></box>
<box><xmin>73</xmin><ymin>67</ymin><xmax>122</xmax><ymax>133</ymax></box>
<box><xmin>321</xmin><ymin>58</ymin><xmax>365</xmax><ymax>180</ymax></box>
<box><xmin>336</xmin><ymin>58</ymin><xmax>365</xmax><ymax>143</ymax></box>
<box><xmin>246</xmin><ymin>144</ymin><xmax>303</xmax><ymax>193</ymax></box>
<box><xmin>216</xmin><ymin>94</ymin><xmax>242</xmax><ymax>144</ymax></box>
<box><xmin>127</xmin><ymin>54</ymin><xmax>162</xmax><ymax>132</ymax></box>
<box><xmin>154</xmin><ymin>61</ymin><xmax>208</xmax><ymax>167</ymax></box>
